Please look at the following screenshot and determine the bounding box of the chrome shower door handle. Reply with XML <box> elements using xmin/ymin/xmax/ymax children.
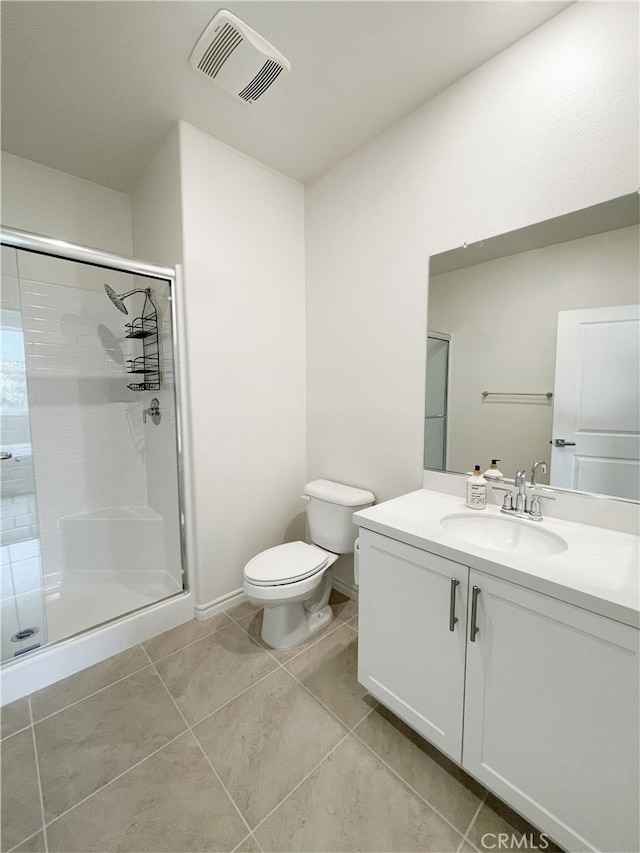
<box><xmin>470</xmin><ymin>585</ymin><xmax>481</xmax><ymax>642</ymax></box>
<box><xmin>1</xmin><ymin>451</ymin><xmax>13</xmax><ymax>461</ymax></box>
<box><xmin>449</xmin><ymin>577</ymin><xmax>460</xmax><ymax>632</ymax></box>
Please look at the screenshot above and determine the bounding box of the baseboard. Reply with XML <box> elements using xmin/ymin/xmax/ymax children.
<box><xmin>331</xmin><ymin>575</ymin><xmax>359</xmax><ymax>601</ymax></box>
<box><xmin>195</xmin><ymin>588</ymin><xmax>247</xmax><ymax>621</ymax></box>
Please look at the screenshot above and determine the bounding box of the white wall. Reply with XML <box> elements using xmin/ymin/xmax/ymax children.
<box><xmin>428</xmin><ymin>225</ymin><xmax>640</xmax><ymax>479</ymax></box>
<box><xmin>305</xmin><ymin>2</ymin><xmax>639</xmax><ymax>550</ymax></box>
<box><xmin>176</xmin><ymin>122</ymin><xmax>307</xmax><ymax>608</ymax></box>
<box><xmin>1</xmin><ymin>152</ymin><xmax>132</xmax><ymax>255</ymax></box>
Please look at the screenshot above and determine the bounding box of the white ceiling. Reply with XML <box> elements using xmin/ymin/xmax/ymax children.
<box><xmin>1</xmin><ymin>1</ymin><xmax>572</xmax><ymax>193</ymax></box>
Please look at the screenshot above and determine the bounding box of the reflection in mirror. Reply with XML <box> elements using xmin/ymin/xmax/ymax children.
<box><xmin>425</xmin><ymin>194</ymin><xmax>640</xmax><ymax>502</ymax></box>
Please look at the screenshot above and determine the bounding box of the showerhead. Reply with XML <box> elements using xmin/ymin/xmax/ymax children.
<box><xmin>104</xmin><ymin>284</ymin><xmax>129</xmax><ymax>315</ymax></box>
<box><xmin>104</xmin><ymin>285</ymin><xmax>152</xmax><ymax>315</ymax></box>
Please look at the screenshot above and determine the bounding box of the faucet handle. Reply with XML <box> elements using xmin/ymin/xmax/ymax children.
<box><xmin>528</xmin><ymin>492</ymin><xmax>556</xmax><ymax>520</ymax></box>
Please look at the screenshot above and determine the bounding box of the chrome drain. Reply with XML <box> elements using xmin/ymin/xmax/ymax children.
<box><xmin>11</xmin><ymin>627</ymin><xmax>39</xmax><ymax>642</ymax></box>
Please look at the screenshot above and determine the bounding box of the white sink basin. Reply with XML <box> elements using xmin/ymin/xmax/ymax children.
<box><xmin>440</xmin><ymin>513</ymin><xmax>568</xmax><ymax>556</ymax></box>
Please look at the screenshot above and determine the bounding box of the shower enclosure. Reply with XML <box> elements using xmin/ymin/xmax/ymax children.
<box><xmin>0</xmin><ymin>230</ymin><xmax>187</xmax><ymax>667</ymax></box>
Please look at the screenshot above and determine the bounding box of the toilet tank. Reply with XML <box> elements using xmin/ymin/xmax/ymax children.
<box><xmin>304</xmin><ymin>479</ymin><xmax>375</xmax><ymax>554</ymax></box>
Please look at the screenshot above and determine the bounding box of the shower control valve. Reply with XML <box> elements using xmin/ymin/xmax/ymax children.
<box><xmin>143</xmin><ymin>398</ymin><xmax>161</xmax><ymax>425</ymax></box>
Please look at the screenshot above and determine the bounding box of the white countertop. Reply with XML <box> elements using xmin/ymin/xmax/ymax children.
<box><xmin>354</xmin><ymin>488</ymin><xmax>640</xmax><ymax>629</ymax></box>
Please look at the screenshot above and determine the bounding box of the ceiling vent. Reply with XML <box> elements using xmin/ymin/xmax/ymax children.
<box><xmin>189</xmin><ymin>10</ymin><xmax>290</xmax><ymax>104</ymax></box>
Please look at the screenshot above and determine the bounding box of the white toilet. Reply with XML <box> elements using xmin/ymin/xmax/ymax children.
<box><xmin>243</xmin><ymin>479</ymin><xmax>375</xmax><ymax>650</ymax></box>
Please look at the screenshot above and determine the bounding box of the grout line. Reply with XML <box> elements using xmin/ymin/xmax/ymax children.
<box><xmin>250</xmin><ymin>692</ymin><xmax>378</xmax><ymax>842</ymax></box>
<box><xmin>231</xmin><ymin>831</ymin><xmax>263</xmax><ymax>853</ymax></box>
<box><xmin>7</xmin><ymin>828</ymin><xmax>46</xmax><ymax>853</ymax></box>
<box><xmin>30</xmin><ymin>653</ymin><xmax>152</xmax><ymax>724</ymax></box>
<box><xmin>250</xmin><ymin>729</ymin><xmax>353</xmax><ymax>841</ymax></box>
<box><xmin>27</xmin><ymin>696</ymin><xmax>49</xmax><ymax>853</ymax></box>
<box><xmin>350</xmin><ymin>727</ymin><xmax>467</xmax><ymax>847</ymax></box>
<box><xmin>150</xmin><ymin>659</ymin><xmax>253</xmax><ymax>839</ymax></box>
<box><xmin>282</xmin><ymin>664</ymin><xmax>362</xmax><ymax>733</ymax></box>
<box><xmin>459</xmin><ymin>791</ymin><xmax>488</xmax><ymax>851</ymax></box>
<box><xmin>143</xmin><ymin>613</ymin><xmax>237</xmax><ymax>664</ymax></box>
<box><xmin>41</xmin><ymin>730</ymin><xmax>187</xmax><ymax>830</ymax></box>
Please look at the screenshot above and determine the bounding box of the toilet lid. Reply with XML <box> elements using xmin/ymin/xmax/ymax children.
<box><xmin>244</xmin><ymin>541</ymin><xmax>329</xmax><ymax>586</ymax></box>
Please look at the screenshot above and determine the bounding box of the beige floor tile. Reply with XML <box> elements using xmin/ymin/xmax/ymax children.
<box><xmin>346</xmin><ymin>614</ymin><xmax>358</xmax><ymax>631</ymax></box>
<box><xmin>194</xmin><ymin>668</ymin><xmax>347</xmax><ymax>828</ymax></box>
<box><xmin>30</xmin><ymin>645</ymin><xmax>149</xmax><ymax>721</ymax></box>
<box><xmin>155</xmin><ymin>621</ymin><xmax>278</xmax><ymax>725</ymax></box>
<box><xmin>254</xmin><ymin>734</ymin><xmax>464</xmax><ymax>852</ymax></box>
<box><xmin>142</xmin><ymin>613</ymin><xmax>233</xmax><ymax>661</ymax></box>
<box><xmin>11</xmin><ymin>830</ymin><xmax>47</xmax><ymax>852</ymax></box>
<box><xmin>466</xmin><ymin>794</ymin><xmax>563</xmax><ymax>852</ymax></box>
<box><xmin>284</xmin><ymin>624</ymin><xmax>373</xmax><ymax>728</ymax></box>
<box><xmin>329</xmin><ymin>588</ymin><xmax>358</xmax><ymax>623</ymax></box>
<box><xmin>354</xmin><ymin>704</ymin><xmax>484</xmax><ymax>834</ymax></box>
<box><xmin>1</xmin><ymin>697</ymin><xmax>31</xmax><ymax>740</ymax></box>
<box><xmin>226</xmin><ymin>600</ymin><xmax>261</xmax><ymax>622</ymax></box>
<box><xmin>0</xmin><ymin>729</ymin><xmax>42</xmax><ymax>851</ymax></box>
<box><xmin>46</xmin><ymin>733</ymin><xmax>247</xmax><ymax>852</ymax></box>
<box><xmin>35</xmin><ymin>666</ymin><xmax>186</xmax><ymax>821</ymax></box>
<box><xmin>237</xmin><ymin>608</ymin><xmax>341</xmax><ymax>664</ymax></box>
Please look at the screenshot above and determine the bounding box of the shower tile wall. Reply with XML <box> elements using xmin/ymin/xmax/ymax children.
<box><xmin>19</xmin><ymin>265</ymin><xmax>144</xmax><ymax>583</ymax></box>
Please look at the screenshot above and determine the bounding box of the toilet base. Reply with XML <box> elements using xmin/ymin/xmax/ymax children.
<box><xmin>260</xmin><ymin>571</ymin><xmax>333</xmax><ymax>650</ymax></box>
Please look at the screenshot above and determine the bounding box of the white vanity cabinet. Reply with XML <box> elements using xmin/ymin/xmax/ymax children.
<box><xmin>357</xmin><ymin>530</ymin><xmax>469</xmax><ymax>762</ymax></box>
<box><xmin>357</xmin><ymin>528</ymin><xmax>640</xmax><ymax>853</ymax></box>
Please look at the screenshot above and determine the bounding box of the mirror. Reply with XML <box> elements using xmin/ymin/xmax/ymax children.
<box><xmin>425</xmin><ymin>194</ymin><xmax>640</xmax><ymax>501</ymax></box>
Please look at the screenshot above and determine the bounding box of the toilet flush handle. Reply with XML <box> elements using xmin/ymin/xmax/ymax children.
<box><xmin>300</xmin><ymin>495</ymin><xmax>311</xmax><ymax>502</ymax></box>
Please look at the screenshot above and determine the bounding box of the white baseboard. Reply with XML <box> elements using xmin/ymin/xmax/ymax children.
<box><xmin>331</xmin><ymin>575</ymin><xmax>359</xmax><ymax>601</ymax></box>
<box><xmin>195</xmin><ymin>577</ymin><xmax>358</xmax><ymax>622</ymax></box>
<box><xmin>195</xmin><ymin>588</ymin><xmax>247</xmax><ymax>621</ymax></box>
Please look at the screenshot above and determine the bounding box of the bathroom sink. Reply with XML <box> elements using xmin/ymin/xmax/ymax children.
<box><xmin>440</xmin><ymin>513</ymin><xmax>568</xmax><ymax>556</ymax></box>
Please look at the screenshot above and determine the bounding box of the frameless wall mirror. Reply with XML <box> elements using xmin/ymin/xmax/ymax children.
<box><xmin>425</xmin><ymin>193</ymin><xmax>640</xmax><ymax>502</ymax></box>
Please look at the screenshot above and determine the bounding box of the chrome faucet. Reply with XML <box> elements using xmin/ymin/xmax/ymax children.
<box><xmin>531</xmin><ymin>460</ymin><xmax>547</xmax><ymax>486</ymax></box>
<box><xmin>499</xmin><ymin>464</ymin><xmax>556</xmax><ymax>521</ymax></box>
<box><xmin>514</xmin><ymin>468</ymin><xmax>527</xmax><ymax>514</ymax></box>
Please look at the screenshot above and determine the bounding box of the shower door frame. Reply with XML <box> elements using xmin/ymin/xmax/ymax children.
<box><xmin>0</xmin><ymin>226</ymin><xmax>191</xmax><ymax>658</ymax></box>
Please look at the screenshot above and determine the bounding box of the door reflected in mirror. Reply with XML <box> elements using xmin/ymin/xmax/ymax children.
<box><xmin>425</xmin><ymin>194</ymin><xmax>640</xmax><ymax>502</ymax></box>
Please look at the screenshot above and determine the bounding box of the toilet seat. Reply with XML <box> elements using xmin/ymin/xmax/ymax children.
<box><xmin>244</xmin><ymin>541</ymin><xmax>329</xmax><ymax>586</ymax></box>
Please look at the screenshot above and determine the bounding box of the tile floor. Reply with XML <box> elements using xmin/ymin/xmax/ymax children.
<box><xmin>1</xmin><ymin>591</ymin><xmax>559</xmax><ymax>853</ymax></box>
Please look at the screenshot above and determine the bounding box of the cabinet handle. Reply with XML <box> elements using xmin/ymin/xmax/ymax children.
<box><xmin>449</xmin><ymin>577</ymin><xmax>460</xmax><ymax>631</ymax></box>
<box><xmin>470</xmin><ymin>585</ymin><xmax>481</xmax><ymax>642</ymax></box>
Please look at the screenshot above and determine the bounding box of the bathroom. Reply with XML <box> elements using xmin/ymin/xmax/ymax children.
<box><xmin>1</xmin><ymin>1</ymin><xmax>638</xmax><ymax>851</ymax></box>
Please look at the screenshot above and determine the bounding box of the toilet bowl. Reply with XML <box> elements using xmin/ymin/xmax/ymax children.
<box><xmin>242</xmin><ymin>480</ymin><xmax>374</xmax><ymax>650</ymax></box>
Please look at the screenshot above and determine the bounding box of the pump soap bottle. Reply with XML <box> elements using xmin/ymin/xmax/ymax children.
<box><xmin>483</xmin><ymin>459</ymin><xmax>504</xmax><ymax>481</ymax></box>
<box><xmin>466</xmin><ymin>465</ymin><xmax>487</xmax><ymax>510</ymax></box>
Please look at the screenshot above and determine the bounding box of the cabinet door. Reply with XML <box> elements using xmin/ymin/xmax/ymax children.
<box><xmin>357</xmin><ymin>529</ymin><xmax>468</xmax><ymax>762</ymax></box>
<box><xmin>463</xmin><ymin>569</ymin><xmax>640</xmax><ymax>853</ymax></box>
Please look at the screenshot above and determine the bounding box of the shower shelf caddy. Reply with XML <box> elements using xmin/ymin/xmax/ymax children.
<box><xmin>125</xmin><ymin>291</ymin><xmax>160</xmax><ymax>391</ymax></box>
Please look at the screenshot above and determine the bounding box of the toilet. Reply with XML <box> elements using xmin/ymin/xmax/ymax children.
<box><xmin>243</xmin><ymin>479</ymin><xmax>375</xmax><ymax>650</ymax></box>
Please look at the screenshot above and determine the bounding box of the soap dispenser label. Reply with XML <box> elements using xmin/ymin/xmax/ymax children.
<box><xmin>466</xmin><ymin>482</ymin><xmax>487</xmax><ymax>509</ymax></box>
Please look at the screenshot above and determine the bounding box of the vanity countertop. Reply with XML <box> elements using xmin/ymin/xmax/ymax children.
<box><xmin>353</xmin><ymin>489</ymin><xmax>640</xmax><ymax>629</ymax></box>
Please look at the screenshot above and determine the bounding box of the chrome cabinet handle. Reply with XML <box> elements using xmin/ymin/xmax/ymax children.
<box><xmin>449</xmin><ymin>578</ymin><xmax>460</xmax><ymax>632</ymax></box>
<box><xmin>1</xmin><ymin>451</ymin><xmax>13</xmax><ymax>461</ymax></box>
<box><xmin>470</xmin><ymin>586</ymin><xmax>481</xmax><ymax>642</ymax></box>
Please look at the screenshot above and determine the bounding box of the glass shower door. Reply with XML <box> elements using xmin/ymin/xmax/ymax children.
<box><xmin>1</xmin><ymin>245</ymin><xmax>185</xmax><ymax>652</ymax></box>
<box><xmin>424</xmin><ymin>332</ymin><xmax>451</xmax><ymax>471</ymax></box>
<box><xmin>1</xmin><ymin>246</ymin><xmax>47</xmax><ymax>661</ymax></box>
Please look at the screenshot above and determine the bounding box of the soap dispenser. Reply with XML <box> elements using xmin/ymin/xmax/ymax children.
<box><xmin>465</xmin><ymin>466</ymin><xmax>487</xmax><ymax>510</ymax></box>
<box><xmin>483</xmin><ymin>459</ymin><xmax>504</xmax><ymax>481</ymax></box>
